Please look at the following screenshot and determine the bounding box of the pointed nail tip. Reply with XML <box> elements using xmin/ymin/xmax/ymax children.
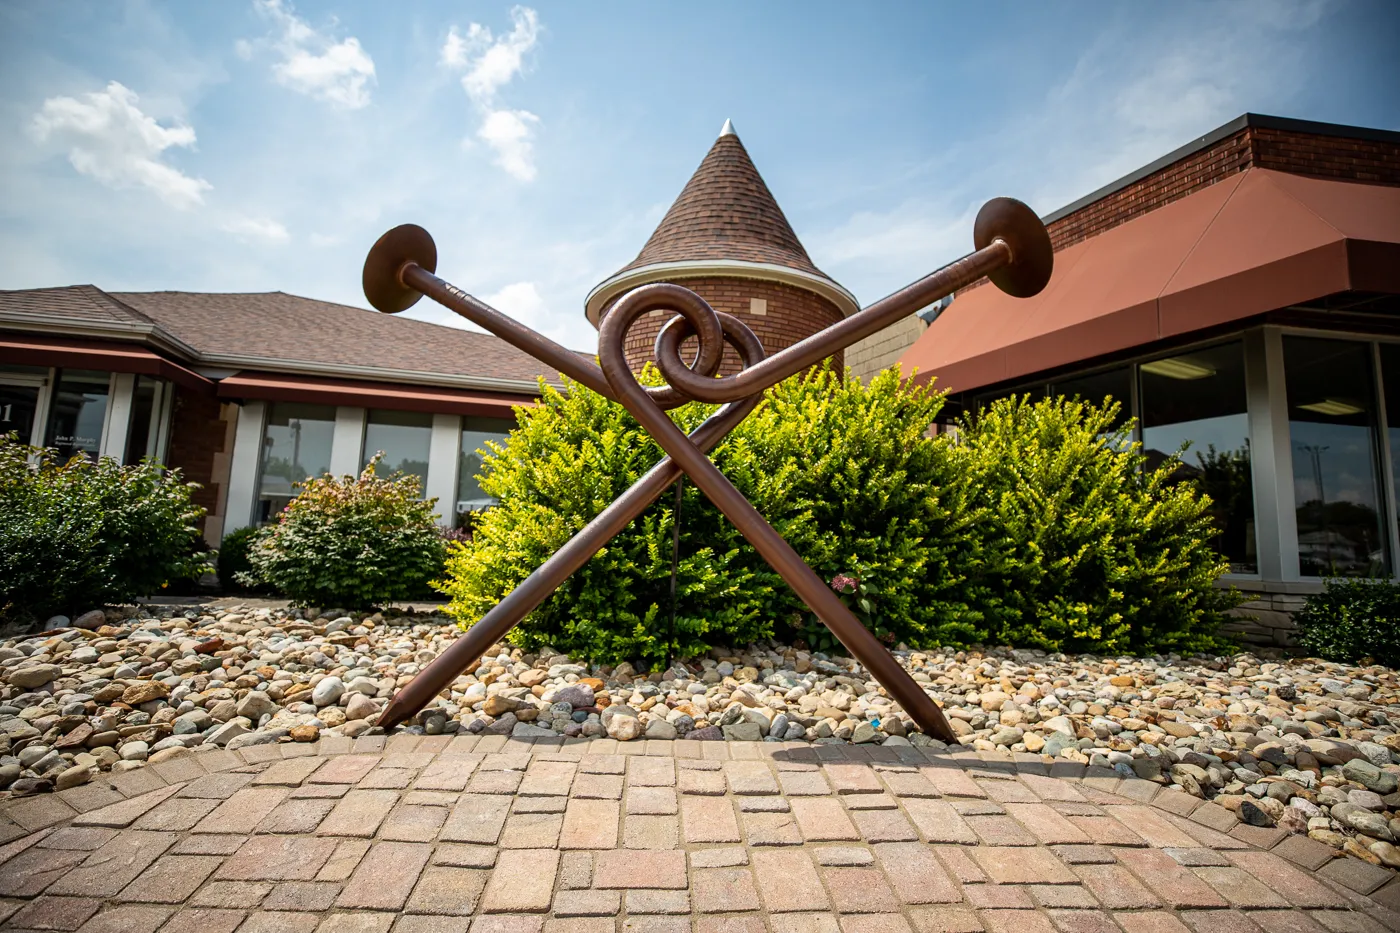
<box><xmin>719</xmin><ymin>118</ymin><xmax>736</xmax><ymax>138</ymax></box>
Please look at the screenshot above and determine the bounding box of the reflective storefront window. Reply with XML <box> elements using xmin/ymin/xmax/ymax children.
<box><xmin>124</xmin><ymin>376</ymin><xmax>168</xmax><ymax>464</ymax></box>
<box><xmin>257</xmin><ymin>402</ymin><xmax>336</xmax><ymax>523</ymax></box>
<box><xmin>1140</xmin><ymin>342</ymin><xmax>1257</xmax><ymax>574</ymax></box>
<box><xmin>44</xmin><ymin>370</ymin><xmax>110</xmax><ymax>461</ymax></box>
<box><xmin>0</xmin><ymin>384</ymin><xmax>42</xmax><ymax>444</ymax></box>
<box><xmin>363</xmin><ymin>409</ymin><xmax>432</xmax><ymax>491</ymax></box>
<box><xmin>457</xmin><ymin>416</ymin><xmax>514</xmax><ymax>517</ymax></box>
<box><xmin>1052</xmin><ymin>367</ymin><xmax>1132</xmax><ymax>432</ymax></box>
<box><xmin>1284</xmin><ymin>337</ymin><xmax>1385</xmax><ymax>577</ymax></box>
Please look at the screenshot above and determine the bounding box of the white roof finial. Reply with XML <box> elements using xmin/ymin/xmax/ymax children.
<box><xmin>719</xmin><ymin>118</ymin><xmax>736</xmax><ymax>138</ymax></box>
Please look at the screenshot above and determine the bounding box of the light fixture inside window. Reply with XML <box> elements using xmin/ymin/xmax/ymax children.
<box><xmin>1140</xmin><ymin>357</ymin><xmax>1216</xmax><ymax>380</ymax></box>
<box><xmin>1298</xmin><ymin>399</ymin><xmax>1365</xmax><ymax>416</ymax></box>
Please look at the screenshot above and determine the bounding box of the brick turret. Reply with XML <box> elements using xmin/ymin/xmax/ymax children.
<box><xmin>586</xmin><ymin>120</ymin><xmax>858</xmax><ymax>375</ymax></box>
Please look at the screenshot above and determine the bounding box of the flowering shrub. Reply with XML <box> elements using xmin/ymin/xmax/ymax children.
<box><xmin>242</xmin><ymin>456</ymin><xmax>446</xmax><ymax>609</ymax></box>
<box><xmin>0</xmin><ymin>433</ymin><xmax>209</xmax><ymax>626</ymax></box>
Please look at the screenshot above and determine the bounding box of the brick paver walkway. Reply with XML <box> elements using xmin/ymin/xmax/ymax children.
<box><xmin>2</xmin><ymin>734</ymin><xmax>1398</xmax><ymax>932</ymax></box>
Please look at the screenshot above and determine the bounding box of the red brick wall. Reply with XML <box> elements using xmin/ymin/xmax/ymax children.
<box><xmin>1046</xmin><ymin>126</ymin><xmax>1400</xmax><ymax>253</ymax></box>
<box><xmin>600</xmin><ymin>276</ymin><xmax>845</xmax><ymax>376</ymax></box>
<box><xmin>164</xmin><ymin>387</ymin><xmax>230</xmax><ymax>534</ymax></box>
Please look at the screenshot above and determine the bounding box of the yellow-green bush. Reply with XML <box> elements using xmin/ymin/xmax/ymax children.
<box><xmin>437</xmin><ymin>370</ymin><xmax>1236</xmax><ymax>665</ymax></box>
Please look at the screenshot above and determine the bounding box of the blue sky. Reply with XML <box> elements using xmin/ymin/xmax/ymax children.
<box><xmin>1</xmin><ymin>0</ymin><xmax>1396</xmax><ymax>352</ymax></box>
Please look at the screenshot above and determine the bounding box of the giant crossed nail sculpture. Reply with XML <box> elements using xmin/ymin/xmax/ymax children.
<box><xmin>362</xmin><ymin>196</ymin><xmax>1053</xmax><ymax>743</ymax></box>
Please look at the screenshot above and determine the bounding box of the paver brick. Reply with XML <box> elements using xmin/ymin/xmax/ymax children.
<box><xmin>623</xmin><ymin>813</ymin><xmax>679</xmax><ymax>849</ymax></box>
<box><xmin>150</xmin><ymin>907</ymin><xmax>246</xmax><ymax>933</ymax></box>
<box><xmin>931</xmin><ymin>846</ymin><xmax>986</xmax><ymax>883</ymax></box>
<box><xmin>237</xmin><ymin>909</ymin><xmax>320</xmax><ymax>933</ymax></box>
<box><xmin>589</xmin><ymin>849</ymin><xmax>692</xmax><ymax>894</ymax></box>
<box><xmin>217</xmin><ymin>835</ymin><xmax>339</xmax><ymax>881</ymax></box>
<box><xmin>823</xmin><ymin>866</ymin><xmax>900</xmax><ymax>913</ymax></box>
<box><xmin>1073</xmin><ymin>864</ymin><xmax>1161</xmax><ymax>909</ymax></box>
<box><xmin>335</xmin><ymin>841</ymin><xmax>432</xmax><ymax>910</ymax></box>
<box><xmin>559</xmin><ymin>799</ymin><xmax>619</xmax><ymax>849</ymax></box>
<box><xmin>743</xmin><ymin>810</ymin><xmax>803</xmax><ymax>846</ymax></box>
<box><xmin>1114</xmin><ymin>848</ymin><xmax>1228</xmax><ymax>908</ymax></box>
<box><xmin>39</xmin><ymin>826</ymin><xmax>118</xmax><ymax>850</ymax></box>
<box><xmin>682</xmin><ymin>795</ymin><xmax>741</xmax><ymax>843</ymax></box>
<box><xmin>8</xmin><ymin>894</ymin><xmax>101</xmax><ymax>930</ymax></box>
<box><xmin>116</xmin><ymin>854</ymin><xmax>222</xmax><ymax>903</ymax></box>
<box><xmin>919</xmin><ymin>764</ymin><xmax>986</xmax><ymax>798</ymax></box>
<box><xmin>1003</xmin><ymin>803</ymin><xmax>1091</xmax><ymax>845</ymax></box>
<box><xmin>626</xmin><ymin>786</ymin><xmax>678</xmax><ymax>815</ymax></box>
<box><xmin>971</xmin><ymin>846</ymin><xmax>1076</xmax><ymax>885</ymax></box>
<box><xmin>825</xmin><ymin>763</ymin><xmax>884</xmax><ymax>794</ymax></box>
<box><xmin>626</xmin><ymin>889</ymin><xmax>690</xmax><ymax>914</ymax></box>
<box><xmin>692</xmin><ymin>867</ymin><xmax>762</xmax><ymax>913</ymax></box>
<box><xmin>778</xmin><ymin>770</ymin><xmax>831</xmax><ymax>796</ymax></box>
<box><xmin>404</xmin><ymin>866</ymin><xmax>487</xmax><ymax>915</ymax></box>
<box><xmin>572</xmin><ymin>774</ymin><xmax>625</xmax><ymax>799</ymax></box>
<box><xmin>132</xmin><ymin>797</ymin><xmax>221</xmax><ymax>831</ymax></box>
<box><xmin>257</xmin><ymin>797</ymin><xmax>337</xmax><ymax>834</ymax></box>
<box><xmin>46</xmin><ymin>831</ymin><xmax>176</xmax><ymax>897</ymax></box>
<box><xmin>193</xmin><ymin>787</ymin><xmax>288</xmax><ymax>834</ymax></box>
<box><xmin>70</xmin><ymin>904</ymin><xmax>175</xmax><ymax>932</ymax></box>
<box><xmin>1067</xmin><ymin>815</ymin><xmax>1146</xmax><ymax>847</ymax></box>
<box><xmin>316</xmin><ymin>838</ymin><xmax>371</xmax><ymax>881</ymax></box>
<box><xmin>725</xmin><ymin>761</ymin><xmax>780</xmax><ymax>795</ymax></box>
<box><xmin>1224</xmin><ymin>850</ymin><xmax>1349</xmax><ymax>908</ymax></box>
<box><xmin>254</xmin><ymin>758</ymin><xmax>325</xmax><ymax>786</ymax></box>
<box><xmin>554</xmin><ymin>889</ymin><xmax>621</xmax><ymax>916</ymax></box>
<box><xmin>904</xmin><ymin>799</ymin><xmax>978</xmax><ymax>845</ymax></box>
<box><xmin>439</xmin><ymin>794</ymin><xmax>512</xmax><ymax>845</ymax></box>
<box><xmin>262</xmin><ymin>881</ymin><xmax>341</xmax><ymax>911</ymax></box>
<box><xmin>71</xmin><ymin>784</ymin><xmax>184</xmax><ymax>828</ymax></box>
<box><xmin>907</xmin><ymin>906</ymin><xmax>983</xmax><ymax>933</ymax></box>
<box><xmin>752</xmin><ymin>849</ymin><xmax>828</xmax><ymax>912</ymax></box>
<box><xmin>1317</xmin><ymin>856</ymin><xmax>1395</xmax><ymax>896</ymax></box>
<box><xmin>1193</xmin><ymin>867</ymin><xmax>1287</xmax><ymax>908</ymax></box>
<box><xmin>627</xmin><ymin>757</ymin><xmax>676</xmax><ymax>787</ymax></box>
<box><xmin>679</xmin><ymin>769</ymin><xmax>726</xmax><ymax>795</ymax></box>
<box><xmin>188</xmin><ymin>880</ymin><xmax>273</xmax><ymax>908</ymax></box>
<box><xmin>791</xmin><ymin>797</ymin><xmax>859</xmax><ymax>841</ymax></box>
<box><xmin>500</xmin><ymin>812</ymin><xmax>562</xmax><ymax>848</ymax></box>
<box><xmin>965</xmin><ymin>814</ymin><xmax>1036</xmax><ymax>846</ymax></box>
<box><xmin>1114</xmin><ymin>913</ymin><xmax>1194</xmax><ymax>933</ymax></box>
<box><xmin>1271</xmin><ymin>833</ymin><xmax>1339</xmax><ymax>871</ymax></box>
<box><xmin>519</xmin><ymin>761</ymin><xmax>576</xmax><ymax>796</ymax></box>
<box><xmin>415</xmin><ymin>758</ymin><xmax>478</xmax><ymax>791</ymax></box>
<box><xmin>3</xmin><ymin>794</ymin><xmax>78</xmax><ymax>832</ymax></box>
<box><xmin>851</xmin><ymin>808</ymin><xmax>919</xmax><ymax>842</ymax></box>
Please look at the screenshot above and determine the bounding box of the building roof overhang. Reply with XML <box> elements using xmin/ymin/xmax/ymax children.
<box><xmin>0</xmin><ymin>334</ymin><xmax>215</xmax><ymax>393</ymax></box>
<box><xmin>215</xmin><ymin>372</ymin><xmax>533</xmax><ymax>419</ymax></box>
<box><xmin>899</xmin><ymin>169</ymin><xmax>1400</xmax><ymax>394</ymax></box>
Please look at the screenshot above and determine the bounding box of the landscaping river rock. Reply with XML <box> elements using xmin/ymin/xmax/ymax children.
<box><xmin>3</xmin><ymin>603</ymin><xmax>1399</xmax><ymax>874</ymax></box>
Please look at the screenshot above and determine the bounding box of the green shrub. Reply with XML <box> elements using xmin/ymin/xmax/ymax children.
<box><xmin>950</xmin><ymin>396</ymin><xmax>1238</xmax><ymax>655</ymax></box>
<box><xmin>438</xmin><ymin>367</ymin><xmax>992</xmax><ymax>666</ymax></box>
<box><xmin>1294</xmin><ymin>577</ymin><xmax>1400</xmax><ymax>666</ymax></box>
<box><xmin>437</xmin><ymin>373</ymin><xmax>1237</xmax><ymax>666</ymax></box>
<box><xmin>0</xmin><ymin>433</ymin><xmax>210</xmax><ymax>625</ymax></box>
<box><xmin>242</xmin><ymin>456</ymin><xmax>446</xmax><ymax>609</ymax></box>
<box><xmin>217</xmin><ymin>526</ymin><xmax>268</xmax><ymax>594</ymax></box>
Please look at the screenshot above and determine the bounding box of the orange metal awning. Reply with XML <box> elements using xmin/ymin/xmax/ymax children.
<box><xmin>900</xmin><ymin>169</ymin><xmax>1400</xmax><ymax>393</ymax></box>
<box><xmin>216</xmin><ymin>371</ymin><xmax>535</xmax><ymax>418</ymax></box>
<box><xmin>0</xmin><ymin>334</ymin><xmax>214</xmax><ymax>393</ymax></box>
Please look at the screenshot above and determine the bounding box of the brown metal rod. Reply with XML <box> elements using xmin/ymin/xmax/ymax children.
<box><xmin>598</xmin><ymin>295</ymin><xmax>958</xmax><ymax>743</ymax></box>
<box><xmin>401</xmin><ymin>264</ymin><xmax>620</xmax><ymax>401</ymax></box>
<box><xmin>376</xmin><ymin>318</ymin><xmax>765</xmax><ymax>731</ymax></box>
<box><xmin>656</xmin><ymin>241</ymin><xmax>1008</xmax><ymax>404</ymax></box>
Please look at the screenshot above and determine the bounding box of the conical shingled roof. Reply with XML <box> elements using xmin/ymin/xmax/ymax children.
<box><xmin>614</xmin><ymin>124</ymin><xmax>834</xmax><ymax>281</ymax></box>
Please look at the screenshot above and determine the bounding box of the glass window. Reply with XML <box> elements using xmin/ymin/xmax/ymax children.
<box><xmin>1052</xmin><ymin>367</ymin><xmax>1132</xmax><ymax>432</ymax></box>
<box><xmin>123</xmin><ymin>376</ymin><xmax>167</xmax><ymax>464</ymax></box>
<box><xmin>363</xmin><ymin>409</ymin><xmax>432</xmax><ymax>491</ymax></box>
<box><xmin>257</xmin><ymin>403</ymin><xmax>336</xmax><ymax>523</ymax></box>
<box><xmin>1140</xmin><ymin>342</ymin><xmax>1256</xmax><ymax>574</ymax></box>
<box><xmin>44</xmin><ymin>370</ymin><xmax>110</xmax><ymax>461</ymax></box>
<box><xmin>1284</xmin><ymin>336</ymin><xmax>1385</xmax><ymax>577</ymax></box>
<box><xmin>0</xmin><ymin>383</ymin><xmax>42</xmax><ymax>444</ymax></box>
<box><xmin>457</xmin><ymin>416</ymin><xmax>515</xmax><ymax>517</ymax></box>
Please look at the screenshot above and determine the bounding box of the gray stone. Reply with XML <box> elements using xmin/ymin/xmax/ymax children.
<box><xmin>73</xmin><ymin>610</ymin><xmax>107</xmax><ymax>630</ymax></box>
<box><xmin>1343</xmin><ymin>758</ymin><xmax>1399</xmax><ymax>795</ymax></box>
<box><xmin>236</xmin><ymin>690</ymin><xmax>278</xmax><ymax>721</ymax></box>
<box><xmin>552</xmin><ymin>684</ymin><xmax>596</xmax><ymax>709</ymax></box>
<box><xmin>7</xmin><ymin>664</ymin><xmax>62</xmax><ymax>688</ymax></box>
<box><xmin>722</xmin><ymin>722</ymin><xmax>763</xmax><ymax>742</ymax></box>
<box><xmin>312</xmin><ymin>676</ymin><xmax>344</xmax><ymax>707</ymax></box>
<box><xmin>205</xmin><ymin>720</ymin><xmax>251</xmax><ymax>746</ymax></box>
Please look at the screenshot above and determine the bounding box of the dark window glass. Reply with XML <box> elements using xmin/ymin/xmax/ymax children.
<box><xmin>257</xmin><ymin>403</ymin><xmax>336</xmax><ymax>523</ymax></box>
<box><xmin>1052</xmin><ymin>367</ymin><xmax>1132</xmax><ymax>431</ymax></box>
<box><xmin>45</xmin><ymin>370</ymin><xmax>110</xmax><ymax>460</ymax></box>
<box><xmin>457</xmin><ymin>416</ymin><xmax>515</xmax><ymax>518</ymax></box>
<box><xmin>0</xmin><ymin>384</ymin><xmax>41</xmax><ymax>443</ymax></box>
<box><xmin>363</xmin><ymin>409</ymin><xmax>432</xmax><ymax>492</ymax></box>
<box><xmin>124</xmin><ymin>376</ymin><xmax>165</xmax><ymax>464</ymax></box>
<box><xmin>1140</xmin><ymin>342</ymin><xmax>1256</xmax><ymax>574</ymax></box>
<box><xmin>1284</xmin><ymin>337</ymin><xmax>1385</xmax><ymax>577</ymax></box>
<box><xmin>1381</xmin><ymin>344</ymin><xmax>1400</xmax><ymax>563</ymax></box>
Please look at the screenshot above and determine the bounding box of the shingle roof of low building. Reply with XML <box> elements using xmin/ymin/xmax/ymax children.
<box><xmin>0</xmin><ymin>285</ymin><xmax>574</xmax><ymax>389</ymax></box>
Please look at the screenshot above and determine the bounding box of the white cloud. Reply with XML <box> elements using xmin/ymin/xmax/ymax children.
<box><xmin>478</xmin><ymin>109</ymin><xmax>540</xmax><ymax>181</ymax></box>
<box><xmin>221</xmin><ymin>215</ymin><xmax>289</xmax><ymax>241</ymax></box>
<box><xmin>483</xmin><ymin>281</ymin><xmax>547</xmax><ymax>327</ymax></box>
<box><xmin>30</xmin><ymin>81</ymin><xmax>211</xmax><ymax>209</ymax></box>
<box><xmin>441</xmin><ymin>7</ymin><xmax>541</xmax><ymax>181</ymax></box>
<box><xmin>250</xmin><ymin>0</ymin><xmax>375</xmax><ymax>110</ymax></box>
